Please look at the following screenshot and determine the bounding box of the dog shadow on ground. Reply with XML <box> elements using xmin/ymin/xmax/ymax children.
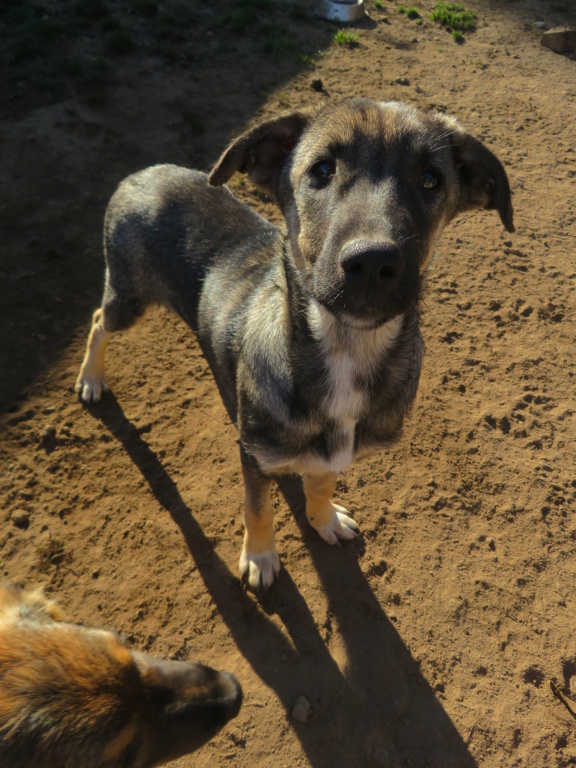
<box><xmin>86</xmin><ymin>395</ymin><xmax>477</xmax><ymax>768</ymax></box>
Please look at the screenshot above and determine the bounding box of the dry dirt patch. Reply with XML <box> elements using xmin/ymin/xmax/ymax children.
<box><xmin>1</xmin><ymin>1</ymin><xmax>576</xmax><ymax>766</ymax></box>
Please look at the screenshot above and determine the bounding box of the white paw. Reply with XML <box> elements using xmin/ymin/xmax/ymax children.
<box><xmin>75</xmin><ymin>373</ymin><xmax>109</xmax><ymax>403</ymax></box>
<box><xmin>239</xmin><ymin>546</ymin><xmax>280</xmax><ymax>590</ymax></box>
<box><xmin>312</xmin><ymin>504</ymin><xmax>359</xmax><ymax>546</ymax></box>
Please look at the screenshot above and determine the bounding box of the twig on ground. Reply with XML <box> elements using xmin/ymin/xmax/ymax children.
<box><xmin>550</xmin><ymin>680</ymin><xmax>576</xmax><ymax>721</ymax></box>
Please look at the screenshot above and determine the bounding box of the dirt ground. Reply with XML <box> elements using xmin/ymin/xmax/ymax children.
<box><xmin>2</xmin><ymin>0</ymin><xmax>576</xmax><ymax>765</ymax></box>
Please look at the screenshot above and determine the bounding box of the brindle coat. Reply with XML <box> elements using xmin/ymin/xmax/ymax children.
<box><xmin>0</xmin><ymin>584</ymin><xmax>242</xmax><ymax>768</ymax></box>
<box><xmin>76</xmin><ymin>99</ymin><xmax>514</xmax><ymax>588</ymax></box>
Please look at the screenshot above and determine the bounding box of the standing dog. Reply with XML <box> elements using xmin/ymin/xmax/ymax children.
<box><xmin>76</xmin><ymin>98</ymin><xmax>514</xmax><ymax>589</ymax></box>
<box><xmin>0</xmin><ymin>584</ymin><xmax>242</xmax><ymax>768</ymax></box>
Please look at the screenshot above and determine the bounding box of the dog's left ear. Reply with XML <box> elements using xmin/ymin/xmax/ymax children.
<box><xmin>451</xmin><ymin>132</ymin><xmax>515</xmax><ymax>233</ymax></box>
<box><xmin>209</xmin><ymin>110</ymin><xmax>313</xmax><ymax>197</ymax></box>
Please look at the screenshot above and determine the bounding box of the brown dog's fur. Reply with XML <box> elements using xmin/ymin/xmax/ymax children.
<box><xmin>0</xmin><ymin>584</ymin><xmax>242</xmax><ymax>768</ymax></box>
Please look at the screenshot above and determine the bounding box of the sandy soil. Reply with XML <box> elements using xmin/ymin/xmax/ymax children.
<box><xmin>2</xmin><ymin>0</ymin><xmax>576</xmax><ymax>765</ymax></box>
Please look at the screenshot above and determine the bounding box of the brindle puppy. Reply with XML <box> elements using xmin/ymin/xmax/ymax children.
<box><xmin>0</xmin><ymin>584</ymin><xmax>242</xmax><ymax>768</ymax></box>
<box><xmin>76</xmin><ymin>99</ymin><xmax>514</xmax><ymax>589</ymax></box>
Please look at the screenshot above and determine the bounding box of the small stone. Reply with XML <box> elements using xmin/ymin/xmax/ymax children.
<box><xmin>488</xmin><ymin>538</ymin><xmax>496</xmax><ymax>551</ymax></box>
<box><xmin>394</xmin><ymin>77</ymin><xmax>410</xmax><ymax>86</ymax></box>
<box><xmin>311</xmin><ymin>78</ymin><xmax>324</xmax><ymax>92</ymax></box>
<box><xmin>291</xmin><ymin>695</ymin><xmax>312</xmax><ymax>723</ymax></box>
<box><xmin>534</xmin><ymin>21</ymin><xmax>548</xmax><ymax>30</ymax></box>
<box><xmin>92</xmin><ymin>569</ymin><xmax>100</xmax><ymax>579</ymax></box>
<box><xmin>541</xmin><ymin>26</ymin><xmax>576</xmax><ymax>53</ymax></box>
<box><xmin>39</xmin><ymin>424</ymin><xmax>57</xmax><ymax>452</ymax></box>
<box><xmin>11</xmin><ymin>509</ymin><xmax>30</xmax><ymax>528</ymax></box>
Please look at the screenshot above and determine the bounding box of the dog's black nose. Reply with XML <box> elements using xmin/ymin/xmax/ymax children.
<box><xmin>340</xmin><ymin>241</ymin><xmax>403</xmax><ymax>291</ymax></box>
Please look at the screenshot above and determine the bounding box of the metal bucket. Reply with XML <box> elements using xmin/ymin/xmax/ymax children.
<box><xmin>314</xmin><ymin>0</ymin><xmax>365</xmax><ymax>23</ymax></box>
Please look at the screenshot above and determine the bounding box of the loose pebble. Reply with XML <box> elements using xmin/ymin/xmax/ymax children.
<box><xmin>292</xmin><ymin>695</ymin><xmax>312</xmax><ymax>723</ymax></box>
<box><xmin>11</xmin><ymin>510</ymin><xmax>30</xmax><ymax>527</ymax></box>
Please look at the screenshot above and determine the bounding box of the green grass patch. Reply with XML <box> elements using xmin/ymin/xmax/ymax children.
<box><xmin>260</xmin><ymin>23</ymin><xmax>296</xmax><ymax>55</ymax></box>
<box><xmin>431</xmin><ymin>3</ymin><xmax>476</xmax><ymax>37</ymax></box>
<box><xmin>398</xmin><ymin>5</ymin><xmax>420</xmax><ymax>19</ymax></box>
<box><xmin>334</xmin><ymin>29</ymin><xmax>360</xmax><ymax>47</ymax></box>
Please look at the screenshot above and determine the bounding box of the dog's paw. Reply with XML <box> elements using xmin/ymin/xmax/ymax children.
<box><xmin>312</xmin><ymin>504</ymin><xmax>359</xmax><ymax>546</ymax></box>
<box><xmin>75</xmin><ymin>373</ymin><xmax>109</xmax><ymax>403</ymax></box>
<box><xmin>239</xmin><ymin>547</ymin><xmax>281</xmax><ymax>590</ymax></box>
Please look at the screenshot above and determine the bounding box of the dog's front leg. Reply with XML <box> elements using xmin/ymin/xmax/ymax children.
<box><xmin>303</xmin><ymin>472</ymin><xmax>359</xmax><ymax>545</ymax></box>
<box><xmin>239</xmin><ymin>448</ymin><xmax>280</xmax><ymax>589</ymax></box>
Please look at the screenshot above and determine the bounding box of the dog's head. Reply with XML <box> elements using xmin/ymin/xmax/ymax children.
<box><xmin>210</xmin><ymin>98</ymin><xmax>514</xmax><ymax>329</ymax></box>
<box><xmin>0</xmin><ymin>585</ymin><xmax>242</xmax><ymax>768</ymax></box>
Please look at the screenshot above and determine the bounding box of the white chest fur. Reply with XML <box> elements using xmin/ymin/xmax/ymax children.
<box><xmin>307</xmin><ymin>302</ymin><xmax>403</xmax><ymax>474</ymax></box>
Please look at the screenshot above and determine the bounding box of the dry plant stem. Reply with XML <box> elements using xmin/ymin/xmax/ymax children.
<box><xmin>550</xmin><ymin>681</ymin><xmax>576</xmax><ymax>721</ymax></box>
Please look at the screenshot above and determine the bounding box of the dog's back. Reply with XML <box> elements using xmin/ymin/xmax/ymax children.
<box><xmin>0</xmin><ymin>584</ymin><xmax>242</xmax><ymax>768</ymax></box>
<box><xmin>103</xmin><ymin>165</ymin><xmax>279</xmax><ymax>332</ymax></box>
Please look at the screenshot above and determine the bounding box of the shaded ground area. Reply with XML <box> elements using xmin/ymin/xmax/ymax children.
<box><xmin>1</xmin><ymin>0</ymin><xmax>576</xmax><ymax>765</ymax></box>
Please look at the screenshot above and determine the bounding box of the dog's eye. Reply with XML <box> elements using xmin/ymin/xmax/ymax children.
<box><xmin>420</xmin><ymin>169</ymin><xmax>440</xmax><ymax>189</ymax></box>
<box><xmin>311</xmin><ymin>160</ymin><xmax>336</xmax><ymax>182</ymax></box>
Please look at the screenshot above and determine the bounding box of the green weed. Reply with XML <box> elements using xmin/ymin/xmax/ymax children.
<box><xmin>431</xmin><ymin>3</ymin><xmax>476</xmax><ymax>31</ymax></box>
<box><xmin>398</xmin><ymin>5</ymin><xmax>420</xmax><ymax>19</ymax></box>
<box><xmin>334</xmin><ymin>29</ymin><xmax>360</xmax><ymax>47</ymax></box>
<box><xmin>299</xmin><ymin>52</ymin><xmax>316</xmax><ymax>66</ymax></box>
<box><xmin>37</xmin><ymin>536</ymin><xmax>71</xmax><ymax>573</ymax></box>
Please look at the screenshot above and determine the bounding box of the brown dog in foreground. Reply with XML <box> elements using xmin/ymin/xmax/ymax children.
<box><xmin>0</xmin><ymin>583</ymin><xmax>242</xmax><ymax>768</ymax></box>
<box><xmin>76</xmin><ymin>98</ymin><xmax>514</xmax><ymax>589</ymax></box>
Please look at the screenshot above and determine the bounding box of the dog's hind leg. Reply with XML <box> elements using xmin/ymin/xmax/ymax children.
<box><xmin>303</xmin><ymin>473</ymin><xmax>359</xmax><ymax>546</ymax></box>
<box><xmin>76</xmin><ymin>247</ymin><xmax>148</xmax><ymax>402</ymax></box>
<box><xmin>239</xmin><ymin>449</ymin><xmax>280</xmax><ymax>589</ymax></box>
<box><xmin>75</xmin><ymin>308</ymin><xmax>113</xmax><ymax>402</ymax></box>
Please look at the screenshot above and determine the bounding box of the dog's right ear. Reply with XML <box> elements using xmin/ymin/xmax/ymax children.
<box><xmin>209</xmin><ymin>110</ymin><xmax>312</xmax><ymax>196</ymax></box>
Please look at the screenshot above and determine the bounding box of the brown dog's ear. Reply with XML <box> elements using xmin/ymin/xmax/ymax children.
<box><xmin>451</xmin><ymin>132</ymin><xmax>515</xmax><ymax>233</ymax></box>
<box><xmin>209</xmin><ymin>110</ymin><xmax>313</xmax><ymax>196</ymax></box>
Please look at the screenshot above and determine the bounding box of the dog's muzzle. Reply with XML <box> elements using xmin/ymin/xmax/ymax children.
<box><xmin>311</xmin><ymin>236</ymin><xmax>419</xmax><ymax>327</ymax></box>
<box><xmin>340</xmin><ymin>240</ymin><xmax>403</xmax><ymax>294</ymax></box>
<box><xmin>337</xmin><ymin>239</ymin><xmax>409</xmax><ymax>321</ymax></box>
